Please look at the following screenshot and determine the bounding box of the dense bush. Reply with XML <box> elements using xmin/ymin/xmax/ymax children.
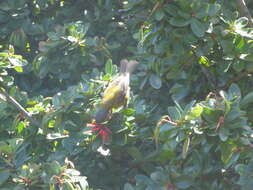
<box><xmin>1</xmin><ymin>0</ymin><xmax>253</xmax><ymax>189</ymax></box>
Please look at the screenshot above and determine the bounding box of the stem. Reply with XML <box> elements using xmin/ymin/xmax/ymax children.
<box><xmin>236</xmin><ymin>0</ymin><xmax>253</xmax><ymax>27</ymax></box>
<box><xmin>0</xmin><ymin>89</ymin><xmax>40</xmax><ymax>127</ymax></box>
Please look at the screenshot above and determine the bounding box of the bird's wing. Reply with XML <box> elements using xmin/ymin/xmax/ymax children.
<box><xmin>101</xmin><ymin>81</ymin><xmax>122</xmax><ymax>108</ymax></box>
<box><xmin>101</xmin><ymin>76</ymin><xmax>128</xmax><ymax>109</ymax></box>
<box><xmin>103</xmin><ymin>76</ymin><xmax>121</xmax><ymax>97</ymax></box>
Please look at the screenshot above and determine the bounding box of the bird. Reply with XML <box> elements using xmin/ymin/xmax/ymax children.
<box><xmin>94</xmin><ymin>59</ymin><xmax>138</xmax><ymax>123</ymax></box>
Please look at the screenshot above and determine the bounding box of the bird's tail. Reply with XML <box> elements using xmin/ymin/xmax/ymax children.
<box><xmin>95</xmin><ymin>107</ymin><xmax>110</xmax><ymax>123</ymax></box>
<box><xmin>120</xmin><ymin>59</ymin><xmax>138</xmax><ymax>74</ymax></box>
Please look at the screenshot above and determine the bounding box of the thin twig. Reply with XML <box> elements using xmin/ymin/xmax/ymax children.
<box><xmin>236</xmin><ymin>0</ymin><xmax>253</xmax><ymax>27</ymax></box>
<box><xmin>0</xmin><ymin>89</ymin><xmax>40</xmax><ymax>127</ymax></box>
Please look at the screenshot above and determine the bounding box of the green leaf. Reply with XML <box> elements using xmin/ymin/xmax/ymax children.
<box><xmin>123</xmin><ymin>108</ymin><xmax>135</xmax><ymax>116</ymax></box>
<box><xmin>16</xmin><ymin>121</ymin><xmax>26</xmax><ymax>134</ymax></box>
<box><xmin>146</xmin><ymin>183</ymin><xmax>161</xmax><ymax>190</ymax></box>
<box><xmin>176</xmin><ymin>181</ymin><xmax>191</xmax><ymax>189</ymax></box>
<box><xmin>155</xmin><ymin>9</ymin><xmax>165</xmax><ymax>21</ymax></box>
<box><xmin>190</xmin><ymin>104</ymin><xmax>203</xmax><ymax>117</ymax></box>
<box><xmin>241</xmin><ymin>91</ymin><xmax>253</xmax><ymax>107</ymax></box>
<box><xmin>239</xmin><ymin>53</ymin><xmax>253</xmax><ymax>61</ymax></box>
<box><xmin>78</xmin><ymin>176</ymin><xmax>89</xmax><ymax>189</ymax></box>
<box><xmin>102</xmin><ymin>73</ymin><xmax>111</xmax><ymax>81</ymax></box>
<box><xmin>171</xmin><ymin>84</ymin><xmax>189</xmax><ymax>101</ymax></box>
<box><xmin>46</xmin><ymin>161</ymin><xmax>62</xmax><ymax>175</ymax></box>
<box><xmin>233</xmin><ymin>17</ymin><xmax>253</xmax><ymax>38</ymax></box>
<box><xmin>150</xmin><ymin>171</ymin><xmax>164</xmax><ymax>182</ymax></box>
<box><xmin>135</xmin><ymin>175</ymin><xmax>151</xmax><ymax>185</ymax></box>
<box><xmin>0</xmin><ymin>11</ymin><xmax>9</xmax><ymax>23</ymax></box>
<box><xmin>149</xmin><ymin>74</ymin><xmax>162</xmax><ymax>89</ymax></box>
<box><xmin>0</xmin><ymin>52</ymin><xmax>9</xmax><ymax>58</ymax></box>
<box><xmin>208</xmin><ymin>4</ymin><xmax>221</xmax><ymax>16</ymax></box>
<box><xmin>228</xmin><ymin>83</ymin><xmax>241</xmax><ymax>99</ymax></box>
<box><xmin>14</xmin><ymin>66</ymin><xmax>23</xmax><ymax>72</ymax></box>
<box><xmin>198</xmin><ymin>56</ymin><xmax>210</xmax><ymax>67</ymax></box>
<box><xmin>225</xmin><ymin>109</ymin><xmax>244</xmax><ymax>122</ymax></box>
<box><xmin>190</xmin><ymin>19</ymin><xmax>206</xmax><ymax>37</ymax></box>
<box><xmin>105</xmin><ymin>59</ymin><xmax>113</xmax><ymax>75</ymax></box>
<box><xmin>220</xmin><ymin>141</ymin><xmax>237</xmax><ymax>164</ymax></box>
<box><xmin>235</xmin><ymin>17</ymin><xmax>248</xmax><ymax>28</ymax></box>
<box><xmin>164</xmin><ymin>4</ymin><xmax>178</xmax><ymax>16</ymax></box>
<box><xmin>218</xmin><ymin>127</ymin><xmax>229</xmax><ymax>142</ymax></box>
<box><xmin>46</xmin><ymin>133</ymin><xmax>68</xmax><ymax>140</ymax></box>
<box><xmin>62</xmin><ymin>180</ymin><xmax>75</xmax><ymax>190</ymax></box>
<box><xmin>159</xmin><ymin>123</ymin><xmax>175</xmax><ymax>133</ymax></box>
<box><xmin>219</xmin><ymin>91</ymin><xmax>231</xmax><ymax>114</ymax></box>
<box><xmin>235</xmin><ymin>164</ymin><xmax>246</xmax><ymax>175</ymax></box>
<box><xmin>8</xmin><ymin>57</ymin><xmax>27</xmax><ymax>66</ymax></box>
<box><xmin>139</xmin><ymin>76</ymin><xmax>148</xmax><ymax>90</ymax></box>
<box><xmin>232</xmin><ymin>60</ymin><xmax>245</xmax><ymax>72</ymax></box>
<box><xmin>169</xmin><ymin>17</ymin><xmax>191</xmax><ymax>27</ymax></box>
<box><xmin>168</xmin><ymin>106</ymin><xmax>181</xmax><ymax>120</ymax></box>
<box><xmin>14</xmin><ymin>143</ymin><xmax>31</xmax><ymax>167</ymax></box>
<box><xmin>65</xmin><ymin>169</ymin><xmax>80</xmax><ymax>176</ymax></box>
<box><xmin>127</xmin><ymin>147</ymin><xmax>142</xmax><ymax>160</ymax></box>
<box><xmin>236</xmin><ymin>160</ymin><xmax>253</xmax><ymax>190</ymax></box>
<box><xmin>175</xmin><ymin>177</ymin><xmax>193</xmax><ymax>189</ymax></box>
<box><xmin>124</xmin><ymin>183</ymin><xmax>135</xmax><ymax>190</ymax></box>
<box><xmin>235</xmin><ymin>36</ymin><xmax>245</xmax><ymax>50</ymax></box>
<box><xmin>0</xmin><ymin>141</ymin><xmax>12</xmax><ymax>154</ymax></box>
<box><xmin>0</xmin><ymin>101</ymin><xmax>8</xmax><ymax>112</ymax></box>
<box><xmin>0</xmin><ymin>170</ymin><xmax>10</xmax><ymax>185</ymax></box>
<box><xmin>184</xmin><ymin>100</ymin><xmax>196</xmax><ymax>114</ymax></box>
<box><xmin>67</xmin><ymin>36</ymin><xmax>78</xmax><ymax>43</ymax></box>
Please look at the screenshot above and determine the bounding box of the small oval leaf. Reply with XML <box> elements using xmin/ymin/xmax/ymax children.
<box><xmin>190</xmin><ymin>19</ymin><xmax>206</xmax><ymax>37</ymax></box>
<box><xmin>149</xmin><ymin>74</ymin><xmax>162</xmax><ymax>89</ymax></box>
<box><xmin>169</xmin><ymin>17</ymin><xmax>190</xmax><ymax>27</ymax></box>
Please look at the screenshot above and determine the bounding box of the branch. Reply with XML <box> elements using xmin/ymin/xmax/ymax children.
<box><xmin>236</xmin><ymin>0</ymin><xmax>253</xmax><ymax>27</ymax></box>
<box><xmin>0</xmin><ymin>89</ymin><xmax>40</xmax><ymax>127</ymax></box>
